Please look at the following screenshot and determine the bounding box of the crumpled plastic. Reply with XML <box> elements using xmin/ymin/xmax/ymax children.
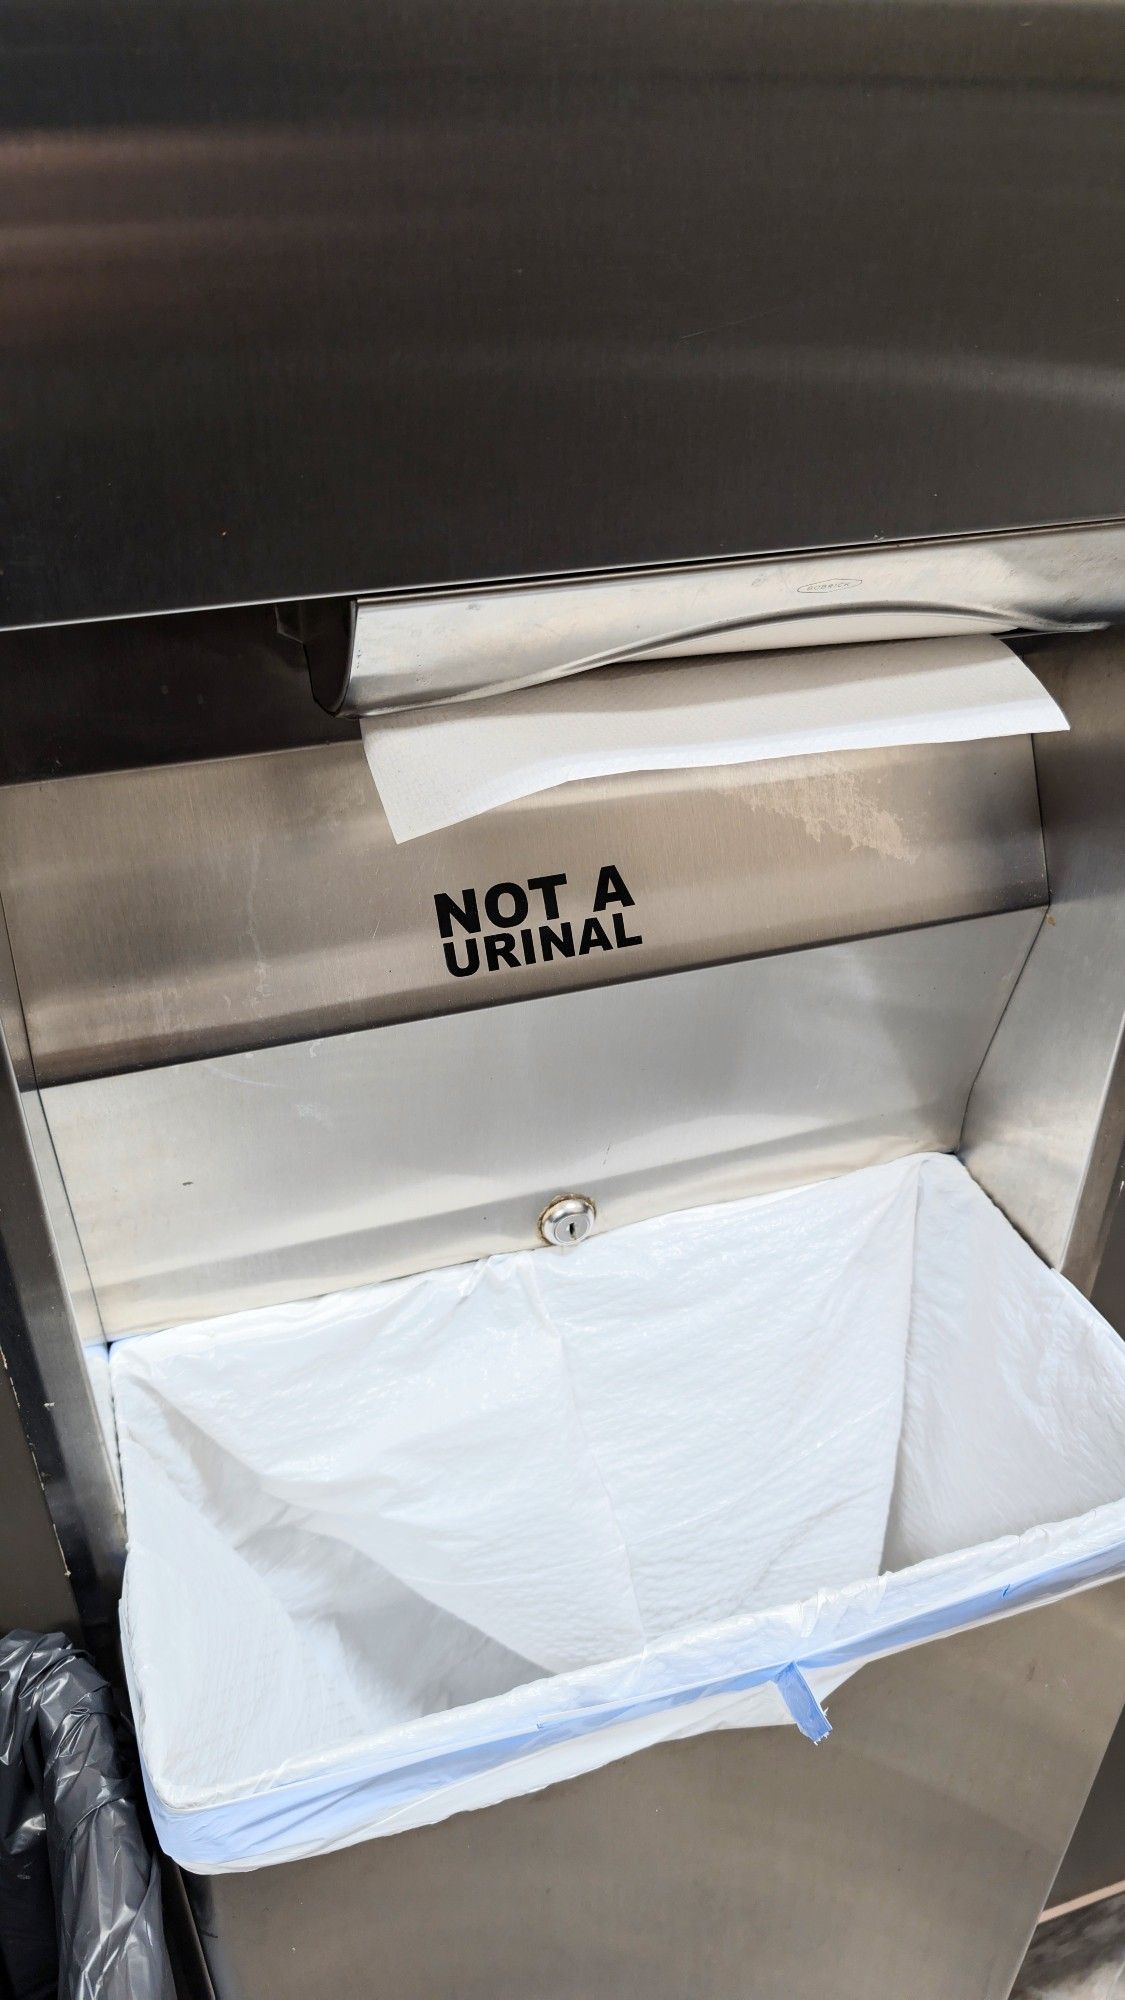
<box><xmin>0</xmin><ymin>1630</ymin><xmax>173</xmax><ymax>2000</ymax></box>
<box><xmin>112</xmin><ymin>1152</ymin><xmax>1125</xmax><ymax>1868</ymax></box>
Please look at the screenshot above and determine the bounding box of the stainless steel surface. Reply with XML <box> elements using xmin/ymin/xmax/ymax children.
<box><xmin>193</xmin><ymin>1583</ymin><xmax>1125</xmax><ymax>2000</ymax></box>
<box><xmin>1093</xmin><ymin>1180</ymin><xmax>1125</xmax><ymax>1333</ymax></box>
<box><xmin>337</xmin><ymin>524</ymin><xmax>1124</xmax><ymax>713</ymax></box>
<box><xmin>1049</xmin><ymin>1710</ymin><xmax>1125</xmax><ymax>1920</ymax></box>
<box><xmin>42</xmin><ymin>909</ymin><xmax>1041</xmax><ymax>1333</ymax></box>
<box><xmin>539</xmin><ymin>1194</ymin><xmax>596</xmax><ymax>1247</ymax></box>
<box><xmin>1049</xmin><ymin>1184</ymin><xmax>1125</xmax><ymax>1920</ymax></box>
<box><xmin>0</xmin><ymin>1361</ymin><xmax>80</xmax><ymax>1636</ymax></box>
<box><xmin>0</xmin><ymin>905</ymin><xmax>107</xmax><ymax>1359</ymax></box>
<box><xmin>0</xmin><ymin>733</ymin><xmax>1047</xmax><ymax>1084</ymax></box>
<box><xmin>2</xmin><ymin>4</ymin><xmax>1125</xmax><ymax>631</ymax></box>
<box><xmin>961</xmin><ymin>631</ymin><xmax>1125</xmax><ymax>1287</ymax></box>
<box><xmin>0</xmin><ymin>938</ymin><xmax>125</xmax><ymax>1644</ymax></box>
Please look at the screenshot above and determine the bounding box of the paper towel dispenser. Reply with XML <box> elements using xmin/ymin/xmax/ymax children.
<box><xmin>302</xmin><ymin>522</ymin><xmax>1125</xmax><ymax>716</ymax></box>
<box><xmin>0</xmin><ymin>598</ymin><xmax>1123</xmax><ymax>2000</ymax></box>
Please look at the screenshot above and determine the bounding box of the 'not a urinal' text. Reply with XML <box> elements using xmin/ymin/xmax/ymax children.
<box><xmin>434</xmin><ymin>865</ymin><xmax>642</xmax><ymax>978</ymax></box>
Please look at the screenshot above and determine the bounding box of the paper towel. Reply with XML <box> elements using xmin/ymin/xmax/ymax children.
<box><xmin>360</xmin><ymin>635</ymin><xmax>1066</xmax><ymax>842</ymax></box>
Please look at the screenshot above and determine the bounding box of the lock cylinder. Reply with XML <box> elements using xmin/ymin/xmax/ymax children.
<box><xmin>539</xmin><ymin>1195</ymin><xmax>597</xmax><ymax>1248</ymax></box>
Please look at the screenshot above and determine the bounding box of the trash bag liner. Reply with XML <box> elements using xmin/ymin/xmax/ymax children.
<box><xmin>110</xmin><ymin>1154</ymin><xmax>1125</xmax><ymax>1871</ymax></box>
<box><xmin>0</xmin><ymin>1630</ymin><xmax>173</xmax><ymax>1999</ymax></box>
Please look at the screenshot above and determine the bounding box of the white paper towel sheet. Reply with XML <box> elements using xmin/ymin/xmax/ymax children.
<box><xmin>360</xmin><ymin>635</ymin><xmax>1067</xmax><ymax>842</ymax></box>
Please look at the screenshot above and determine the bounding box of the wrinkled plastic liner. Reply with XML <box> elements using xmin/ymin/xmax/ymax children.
<box><xmin>111</xmin><ymin>1154</ymin><xmax>1125</xmax><ymax>1870</ymax></box>
<box><xmin>0</xmin><ymin>1631</ymin><xmax>172</xmax><ymax>1999</ymax></box>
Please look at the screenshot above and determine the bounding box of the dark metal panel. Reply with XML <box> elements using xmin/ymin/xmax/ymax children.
<box><xmin>0</xmin><ymin>911</ymin><xmax>124</xmax><ymax>1653</ymax></box>
<box><xmin>0</xmin><ymin>1363</ymin><xmax>79</xmax><ymax>1636</ymax></box>
<box><xmin>0</xmin><ymin>607</ymin><xmax>353</xmax><ymax>787</ymax></box>
<box><xmin>1047</xmin><ymin>1183</ymin><xmax>1125</xmax><ymax>1918</ymax></box>
<box><xmin>1</xmin><ymin>1</ymin><xmax>1124</xmax><ymax>630</ymax></box>
<box><xmin>1048</xmin><ymin>1708</ymin><xmax>1125</xmax><ymax>1916</ymax></box>
<box><xmin>0</xmin><ymin>1033</ymin><xmax>125</xmax><ymax>1654</ymax></box>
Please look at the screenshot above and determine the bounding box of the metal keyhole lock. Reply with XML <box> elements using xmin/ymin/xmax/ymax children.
<box><xmin>538</xmin><ymin>1194</ymin><xmax>597</xmax><ymax>1248</ymax></box>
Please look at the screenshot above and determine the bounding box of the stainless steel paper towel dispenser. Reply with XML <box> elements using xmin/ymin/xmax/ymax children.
<box><xmin>0</xmin><ymin>591</ymin><xmax>1123</xmax><ymax>2000</ymax></box>
<box><xmin>302</xmin><ymin>523</ymin><xmax>1125</xmax><ymax>715</ymax></box>
<box><xmin>3</xmin><ymin>0</ymin><xmax>1125</xmax><ymax>1981</ymax></box>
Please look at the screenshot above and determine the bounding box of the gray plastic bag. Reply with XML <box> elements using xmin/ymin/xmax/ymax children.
<box><xmin>0</xmin><ymin>1631</ymin><xmax>173</xmax><ymax>2000</ymax></box>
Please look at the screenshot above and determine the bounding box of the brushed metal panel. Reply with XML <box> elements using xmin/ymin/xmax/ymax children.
<box><xmin>42</xmin><ymin>910</ymin><xmax>1042</xmax><ymax>1333</ymax></box>
<box><xmin>193</xmin><ymin>1583</ymin><xmax>1125</xmax><ymax>2000</ymax></box>
<box><xmin>0</xmin><ymin>1013</ymin><xmax>124</xmax><ymax>1646</ymax></box>
<box><xmin>1</xmin><ymin>4</ymin><xmax>1124</xmax><ymax>629</ymax></box>
<box><xmin>339</xmin><ymin>524</ymin><xmax>1124</xmax><ymax>712</ymax></box>
<box><xmin>962</xmin><ymin>630</ymin><xmax>1125</xmax><ymax>1287</ymax></box>
<box><xmin>1049</xmin><ymin>1705</ymin><xmax>1125</xmax><ymax>1918</ymax></box>
<box><xmin>0</xmin><ymin>1363</ymin><xmax>80</xmax><ymax>1637</ymax></box>
<box><xmin>0</xmin><ymin>903</ymin><xmax>106</xmax><ymax>1356</ymax></box>
<box><xmin>0</xmin><ymin>734</ymin><xmax>1047</xmax><ymax>1085</ymax></box>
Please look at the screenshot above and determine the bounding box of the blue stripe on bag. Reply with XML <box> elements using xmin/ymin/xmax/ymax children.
<box><xmin>145</xmin><ymin>1535</ymin><xmax>1125</xmax><ymax>1871</ymax></box>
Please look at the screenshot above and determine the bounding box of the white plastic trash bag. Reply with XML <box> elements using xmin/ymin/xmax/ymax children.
<box><xmin>110</xmin><ymin>1153</ymin><xmax>1125</xmax><ymax>1872</ymax></box>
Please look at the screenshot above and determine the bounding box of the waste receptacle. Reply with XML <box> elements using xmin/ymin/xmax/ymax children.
<box><xmin>111</xmin><ymin>1153</ymin><xmax>1125</xmax><ymax>1872</ymax></box>
<box><xmin>0</xmin><ymin>1631</ymin><xmax>173</xmax><ymax>2000</ymax></box>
